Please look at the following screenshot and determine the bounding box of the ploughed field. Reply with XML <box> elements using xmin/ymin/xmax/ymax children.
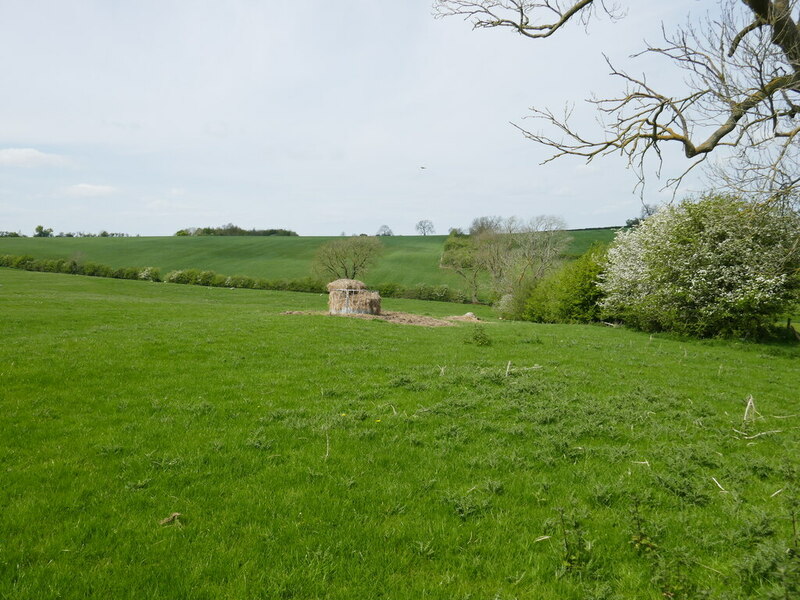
<box><xmin>0</xmin><ymin>229</ymin><xmax>617</xmax><ymax>291</ymax></box>
<box><xmin>1</xmin><ymin>268</ymin><xmax>798</xmax><ymax>599</ymax></box>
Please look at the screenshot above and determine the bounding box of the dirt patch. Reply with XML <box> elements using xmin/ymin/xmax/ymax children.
<box><xmin>445</xmin><ymin>313</ymin><xmax>481</xmax><ymax>323</ymax></box>
<box><xmin>282</xmin><ymin>310</ymin><xmax>482</xmax><ymax>328</ymax></box>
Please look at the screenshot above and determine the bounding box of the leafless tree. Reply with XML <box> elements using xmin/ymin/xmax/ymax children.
<box><xmin>415</xmin><ymin>219</ymin><xmax>436</xmax><ymax>235</ymax></box>
<box><xmin>434</xmin><ymin>1</ymin><xmax>800</xmax><ymax>205</ymax></box>
<box><xmin>468</xmin><ymin>215</ymin><xmax>504</xmax><ymax>235</ymax></box>
<box><xmin>376</xmin><ymin>224</ymin><xmax>394</xmax><ymax>236</ymax></box>
<box><xmin>440</xmin><ymin>232</ymin><xmax>484</xmax><ymax>302</ymax></box>
<box><xmin>313</xmin><ymin>236</ymin><xmax>383</xmax><ymax>280</ymax></box>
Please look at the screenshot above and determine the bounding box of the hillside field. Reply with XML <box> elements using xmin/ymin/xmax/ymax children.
<box><xmin>1</xmin><ymin>268</ymin><xmax>799</xmax><ymax>599</ymax></box>
<box><xmin>0</xmin><ymin>228</ymin><xmax>617</xmax><ymax>290</ymax></box>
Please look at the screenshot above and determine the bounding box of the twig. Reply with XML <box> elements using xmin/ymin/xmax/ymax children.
<box><xmin>505</xmin><ymin>361</ymin><xmax>512</xmax><ymax>377</ymax></box>
<box><xmin>159</xmin><ymin>512</ymin><xmax>182</xmax><ymax>526</ymax></box>
<box><xmin>770</xmin><ymin>488</ymin><xmax>785</xmax><ymax>498</ymax></box>
<box><xmin>742</xmin><ymin>430</ymin><xmax>782</xmax><ymax>439</ymax></box>
<box><xmin>743</xmin><ymin>395</ymin><xmax>761</xmax><ymax>423</ymax></box>
<box><xmin>734</xmin><ymin>428</ymin><xmax>782</xmax><ymax>439</ymax></box>
<box><xmin>711</xmin><ymin>477</ymin><xmax>728</xmax><ymax>493</ymax></box>
<box><xmin>324</xmin><ymin>430</ymin><xmax>330</xmax><ymax>460</ymax></box>
<box><xmin>693</xmin><ymin>560</ymin><xmax>725</xmax><ymax>576</ymax></box>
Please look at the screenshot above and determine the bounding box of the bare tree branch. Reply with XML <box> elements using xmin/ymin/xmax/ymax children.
<box><xmin>434</xmin><ymin>1</ymin><xmax>623</xmax><ymax>38</ymax></box>
<box><xmin>435</xmin><ymin>0</ymin><xmax>800</xmax><ymax>204</ymax></box>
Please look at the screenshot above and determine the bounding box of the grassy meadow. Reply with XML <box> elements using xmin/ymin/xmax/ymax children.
<box><xmin>1</xmin><ymin>268</ymin><xmax>799</xmax><ymax>599</ymax></box>
<box><xmin>0</xmin><ymin>228</ymin><xmax>617</xmax><ymax>290</ymax></box>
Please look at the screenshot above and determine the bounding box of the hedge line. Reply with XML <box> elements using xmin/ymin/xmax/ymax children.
<box><xmin>0</xmin><ymin>254</ymin><xmax>470</xmax><ymax>303</ymax></box>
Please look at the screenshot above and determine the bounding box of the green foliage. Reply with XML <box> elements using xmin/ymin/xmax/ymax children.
<box><xmin>313</xmin><ymin>236</ymin><xmax>383</xmax><ymax>281</ymax></box>
<box><xmin>602</xmin><ymin>194</ymin><xmax>800</xmax><ymax>337</ymax></box>
<box><xmin>440</xmin><ymin>230</ymin><xmax>483</xmax><ymax>302</ymax></box>
<box><xmin>0</xmin><ymin>254</ymin><xmax>160</xmax><ymax>281</ymax></box>
<box><xmin>174</xmin><ymin>223</ymin><xmax>298</xmax><ymax>236</ymax></box>
<box><xmin>464</xmin><ymin>324</ymin><xmax>493</xmax><ymax>346</ymax></box>
<box><xmin>524</xmin><ymin>244</ymin><xmax>608</xmax><ymax>323</ymax></box>
<box><xmin>33</xmin><ymin>225</ymin><xmax>53</xmax><ymax>238</ymax></box>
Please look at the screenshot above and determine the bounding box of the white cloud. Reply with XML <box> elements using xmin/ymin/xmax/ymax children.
<box><xmin>65</xmin><ymin>183</ymin><xmax>117</xmax><ymax>197</ymax></box>
<box><xmin>0</xmin><ymin>148</ymin><xmax>68</xmax><ymax>167</ymax></box>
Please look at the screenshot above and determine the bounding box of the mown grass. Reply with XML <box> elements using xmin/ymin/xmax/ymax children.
<box><xmin>1</xmin><ymin>268</ymin><xmax>798</xmax><ymax>599</ymax></box>
<box><xmin>0</xmin><ymin>229</ymin><xmax>617</xmax><ymax>290</ymax></box>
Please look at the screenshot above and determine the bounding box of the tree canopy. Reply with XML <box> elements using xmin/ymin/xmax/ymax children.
<box><xmin>415</xmin><ymin>220</ymin><xmax>435</xmax><ymax>235</ymax></box>
<box><xmin>313</xmin><ymin>236</ymin><xmax>383</xmax><ymax>281</ymax></box>
<box><xmin>601</xmin><ymin>194</ymin><xmax>800</xmax><ymax>336</ymax></box>
<box><xmin>435</xmin><ymin>1</ymin><xmax>800</xmax><ymax>204</ymax></box>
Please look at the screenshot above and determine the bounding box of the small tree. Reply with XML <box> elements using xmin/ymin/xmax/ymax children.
<box><xmin>601</xmin><ymin>194</ymin><xmax>800</xmax><ymax>336</ymax></box>
<box><xmin>415</xmin><ymin>220</ymin><xmax>435</xmax><ymax>236</ymax></box>
<box><xmin>475</xmin><ymin>216</ymin><xmax>570</xmax><ymax>300</ymax></box>
<box><xmin>33</xmin><ymin>225</ymin><xmax>53</xmax><ymax>238</ymax></box>
<box><xmin>524</xmin><ymin>244</ymin><xmax>608</xmax><ymax>323</ymax></box>
<box><xmin>376</xmin><ymin>225</ymin><xmax>394</xmax><ymax>236</ymax></box>
<box><xmin>440</xmin><ymin>231</ymin><xmax>483</xmax><ymax>303</ymax></box>
<box><xmin>469</xmin><ymin>216</ymin><xmax>502</xmax><ymax>236</ymax></box>
<box><xmin>313</xmin><ymin>236</ymin><xmax>383</xmax><ymax>281</ymax></box>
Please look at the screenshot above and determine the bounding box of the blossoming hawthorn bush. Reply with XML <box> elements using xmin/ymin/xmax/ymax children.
<box><xmin>601</xmin><ymin>195</ymin><xmax>800</xmax><ymax>337</ymax></box>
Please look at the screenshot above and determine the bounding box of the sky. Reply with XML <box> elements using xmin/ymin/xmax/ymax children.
<box><xmin>0</xmin><ymin>1</ymin><xmax>717</xmax><ymax>236</ymax></box>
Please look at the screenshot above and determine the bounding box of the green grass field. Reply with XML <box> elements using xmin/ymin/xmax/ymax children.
<box><xmin>0</xmin><ymin>229</ymin><xmax>617</xmax><ymax>290</ymax></box>
<box><xmin>1</xmin><ymin>268</ymin><xmax>798</xmax><ymax>599</ymax></box>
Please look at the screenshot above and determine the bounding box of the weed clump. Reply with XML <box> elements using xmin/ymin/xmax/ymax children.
<box><xmin>465</xmin><ymin>324</ymin><xmax>492</xmax><ymax>346</ymax></box>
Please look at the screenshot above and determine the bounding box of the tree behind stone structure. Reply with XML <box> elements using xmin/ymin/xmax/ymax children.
<box><xmin>313</xmin><ymin>236</ymin><xmax>383</xmax><ymax>281</ymax></box>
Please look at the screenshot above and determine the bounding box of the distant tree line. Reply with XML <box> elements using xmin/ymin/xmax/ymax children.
<box><xmin>55</xmin><ymin>231</ymin><xmax>132</xmax><ymax>238</ymax></box>
<box><xmin>1</xmin><ymin>226</ymin><xmax>133</xmax><ymax>238</ymax></box>
<box><xmin>175</xmin><ymin>223</ymin><xmax>298</xmax><ymax>237</ymax></box>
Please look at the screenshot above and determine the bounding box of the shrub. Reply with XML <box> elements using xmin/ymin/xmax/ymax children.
<box><xmin>113</xmin><ymin>267</ymin><xmax>141</xmax><ymax>280</ymax></box>
<box><xmin>600</xmin><ymin>194</ymin><xmax>800</xmax><ymax>337</ymax></box>
<box><xmin>524</xmin><ymin>244</ymin><xmax>608</xmax><ymax>323</ymax></box>
<box><xmin>138</xmin><ymin>267</ymin><xmax>161</xmax><ymax>282</ymax></box>
<box><xmin>83</xmin><ymin>262</ymin><xmax>114</xmax><ymax>278</ymax></box>
<box><xmin>465</xmin><ymin>325</ymin><xmax>492</xmax><ymax>346</ymax></box>
<box><xmin>10</xmin><ymin>255</ymin><xmax>35</xmax><ymax>269</ymax></box>
<box><xmin>165</xmin><ymin>270</ymin><xmax>192</xmax><ymax>284</ymax></box>
<box><xmin>196</xmin><ymin>270</ymin><xmax>217</xmax><ymax>286</ymax></box>
<box><xmin>224</xmin><ymin>275</ymin><xmax>256</xmax><ymax>289</ymax></box>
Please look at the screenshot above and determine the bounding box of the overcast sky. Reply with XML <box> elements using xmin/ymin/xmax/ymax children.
<box><xmin>0</xmin><ymin>1</ymin><xmax>715</xmax><ymax>236</ymax></box>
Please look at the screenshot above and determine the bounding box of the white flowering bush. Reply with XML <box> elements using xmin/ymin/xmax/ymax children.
<box><xmin>137</xmin><ymin>266</ymin><xmax>161</xmax><ymax>282</ymax></box>
<box><xmin>601</xmin><ymin>195</ymin><xmax>800</xmax><ymax>336</ymax></box>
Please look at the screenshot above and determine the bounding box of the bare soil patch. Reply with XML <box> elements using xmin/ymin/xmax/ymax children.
<box><xmin>282</xmin><ymin>310</ymin><xmax>482</xmax><ymax>327</ymax></box>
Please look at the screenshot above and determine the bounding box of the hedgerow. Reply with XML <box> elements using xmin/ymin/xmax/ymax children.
<box><xmin>1</xmin><ymin>255</ymin><xmax>470</xmax><ymax>302</ymax></box>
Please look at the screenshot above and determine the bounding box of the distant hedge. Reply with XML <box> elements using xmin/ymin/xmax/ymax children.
<box><xmin>0</xmin><ymin>255</ymin><xmax>471</xmax><ymax>303</ymax></box>
<box><xmin>0</xmin><ymin>254</ymin><xmax>161</xmax><ymax>281</ymax></box>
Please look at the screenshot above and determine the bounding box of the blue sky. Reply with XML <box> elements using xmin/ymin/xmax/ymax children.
<box><xmin>0</xmin><ymin>1</ymin><xmax>712</xmax><ymax>236</ymax></box>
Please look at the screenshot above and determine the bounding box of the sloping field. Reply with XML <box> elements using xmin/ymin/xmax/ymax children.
<box><xmin>0</xmin><ymin>229</ymin><xmax>617</xmax><ymax>288</ymax></box>
<box><xmin>1</xmin><ymin>268</ymin><xmax>798</xmax><ymax>599</ymax></box>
